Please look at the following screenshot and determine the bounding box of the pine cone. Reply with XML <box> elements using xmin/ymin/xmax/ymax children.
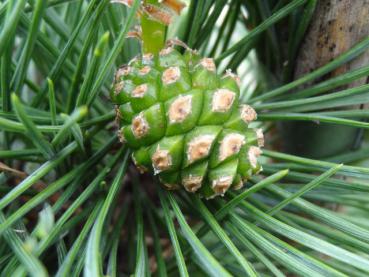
<box><xmin>111</xmin><ymin>47</ymin><xmax>263</xmax><ymax>198</ymax></box>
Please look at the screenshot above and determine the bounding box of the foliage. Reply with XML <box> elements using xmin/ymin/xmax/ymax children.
<box><xmin>0</xmin><ymin>0</ymin><xmax>369</xmax><ymax>276</ymax></box>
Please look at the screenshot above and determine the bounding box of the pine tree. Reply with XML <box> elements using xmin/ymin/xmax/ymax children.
<box><xmin>0</xmin><ymin>0</ymin><xmax>369</xmax><ymax>276</ymax></box>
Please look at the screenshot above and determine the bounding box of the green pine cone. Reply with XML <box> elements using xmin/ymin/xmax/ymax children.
<box><xmin>111</xmin><ymin>47</ymin><xmax>264</xmax><ymax>199</ymax></box>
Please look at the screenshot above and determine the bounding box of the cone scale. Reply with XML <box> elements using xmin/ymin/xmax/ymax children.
<box><xmin>111</xmin><ymin>47</ymin><xmax>263</xmax><ymax>198</ymax></box>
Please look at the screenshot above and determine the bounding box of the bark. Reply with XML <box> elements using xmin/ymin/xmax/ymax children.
<box><xmin>281</xmin><ymin>0</ymin><xmax>369</xmax><ymax>158</ymax></box>
<box><xmin>295</xmin><ymin>0</ymin><xmax>369</xmax><ymax>85</ymax></box>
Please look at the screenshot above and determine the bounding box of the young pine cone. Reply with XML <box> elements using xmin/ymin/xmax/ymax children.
<box><xmin>111</xmin><ymin>47</ymin><xmax>264</xmax><ymax>199</ymax></box>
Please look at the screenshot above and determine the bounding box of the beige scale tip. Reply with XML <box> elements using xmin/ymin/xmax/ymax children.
<box><xmin>151</xmin><ymin>147</ymin><xmax>172</xmax><ymax>174</ymax></box>
<box><xmin>224</xmin><ymin>69</ymin><xmax>241</xmax><ymax>87</ymax></box>
<box><xmin>240</xmin><ymin>104</ymin><xmax>257</xmax><ymax>123</ymax></box>
<box><xmin>199</xmin><ymin>58</ymin><xmax>216</xmax><ymax>72</ymax></box>
<box><xmin>182</xmin><ymin>175</ymin><xmax>203</xmax><ymax>193</ymax></box>
<box><xmin>212</xmin><ymin>89</ymin><xmax>236</xmax><ymax>113</ymax></box>
<box><xmin>212</xmin><ymin>176</ymin><xmax>233</xmax><ymax>195</ymax></box>
<box><xmin>115</xmin><ymin>66</ymin><xmax>131</xmax><ymax>81</ymax></box>
<box><xmin>131</xmin><ymin>84</ymin><xmax>148</xmax><ymax>98</ymax></box>
<box><xmin>162</xmin><ymin>66</ymin><xmax>181</xmax><ymax>85</ymax></box>
<box><xmin>168</xmin><ymin>95</ymin><xmax>192</xmax><ymax>123</ymax></box>
<box><xmin>114</xmin><ymin>81</ymin><xmax>124</xmax><ymax>95</ymax></box>
<box><xmin>114</xmin><ymin>105</ymin><xmax>121</xmax><ymax>119</ymax></box>
<box><xmin>162</xmin><ymin>182</ymin><xmax>181</xmax><ymax>191</ymax></box>
<box><xmin>219</xmin><ymin>133</ymin><xmax>245</xmax><ymax>161</ymax></box>
<box><xmin>132</xmin><ymin>113</ymin><xmax>149</xmax><ymax>138</ymax></box>
<box><xmin>187</xmin><ymin>135</ymin><xmax>215</xmax><ymax>164</ymax></box>
<box><xmin>248</xmin><ymin>146</ymin><xmax>262</xmax><ymax>169</ymax></box>
<box><xmin>142</xmin><ymin>53</ymin><xmax>154</xmax><ymax>63</ymax></box>
<box><xmin>159</xmin><ymin>47</ymin><xmax>173</xmax><ymax>56</ymax></box>
<box><xmin>139</xmin><ymin>66</ymin><xmax>151</xmax><ymax>75</ymax></box>
<box><xmin>256</xmin><ymin>128</ymin><xmax>264</xmax><ymax>147</ymax></box>
<box><xmin>118</xmin><ymin>129</ymin><xmax>126</xmax><ymax>143</ymax></box>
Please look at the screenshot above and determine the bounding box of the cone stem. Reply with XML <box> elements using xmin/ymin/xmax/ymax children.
<box><xmin>141</xmin><ymin>0</ymin><xmax>166</xmax><ymax>54</ymax></box>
